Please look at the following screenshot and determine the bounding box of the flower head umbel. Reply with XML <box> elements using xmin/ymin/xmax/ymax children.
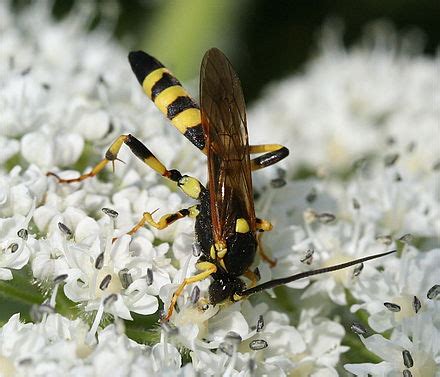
<box><xmin>350</xmin><ymin>247</ymin><xmax>440</xmax><ymax>333</ymax></box>
<box><xmin>345</xmin><ymin>305</ymin><xmax>439</xmax><ymax>376</ymax></box>
<box><xmin>0</xmin><ymin>313</ymin><xmax>188</xmax><ymax>377</ymax></box>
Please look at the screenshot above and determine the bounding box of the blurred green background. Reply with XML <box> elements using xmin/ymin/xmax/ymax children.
<box><xmin>13</xmin><ymin>0</ymin><xmax>440</xmax><ymax>103</ymax></box>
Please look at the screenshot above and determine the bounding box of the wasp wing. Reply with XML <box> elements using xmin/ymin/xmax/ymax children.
<box><xmin>200</xmin><ymin>48</ymin><xmax>256</xmax><ymax>246</ymax></box>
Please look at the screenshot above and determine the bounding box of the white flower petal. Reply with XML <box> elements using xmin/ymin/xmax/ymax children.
<box><xmin>0</xmin><ymin>268</ymin><xmax>13</xmax><ymax>280</ymax></box>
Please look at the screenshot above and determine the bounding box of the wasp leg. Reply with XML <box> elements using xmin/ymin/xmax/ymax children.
<box><xmin>257</xmin><ymin>232</ymin><xmax>277</xmax><ymax>268</ymax></box>
<box><xmin>48</xmin><ymin>134</ymin><xmax>177</xmax><ymax>184</ymax></box>
<box><xmin>243</xmin><ymin>269</ymin><xmax>259</xmax><ymax>288</ymax></box>
<box><xmin>165</xmin><ymin>261</ymin><xmax>217</xmax><ymax>320</ymax></box>
<box><xmin>124</xmin><ymin>134</ymin><xmax>204</xmax><ymax>199</ymax></box>
<box><xmin>127</xmin><ymin>205</ymin><xmax>199</xmax><ymax>238</ymax></box>
<box><xmin>249</xmin><ymin>144</ymin><xmax>289</xmax><ymax>171</ymax></box>
<box><xmin>256</xmin><ymin>218</ymin><xmax>273</xmax><ymax>232</ymax></box>
<box><xmin>46</xmin><ymin>135</ymin><xmax>129</xmax><ymax>183</ymax></box>
<box><xmin>48</xmin><ymin>134</ymin><xmax>204</xmax><ymax>198</ymax></box>
<box><xmin>256</xmin><ymin>218</ymin><xmax>276</xmax><ymax>267</ymax></box>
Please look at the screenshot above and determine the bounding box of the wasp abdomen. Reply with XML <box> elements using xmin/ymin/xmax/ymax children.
<box><xmin>128</xmin><ymin>51</ymin><xmax>206</xmax><ymax>151</ymax></box>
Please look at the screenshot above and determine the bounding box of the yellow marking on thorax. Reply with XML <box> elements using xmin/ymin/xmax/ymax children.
<box><xmin>142</xmin><ymin>68</ymin><xmax>170</xmax><ymax>98</ymax></box>
<box><xmin>179</xmin><ymin>176</ymin><xmax>201</xmax><ymax>199</ymax></box>
<box><xmin>215</xmin><ymin>242</ymin><xmax>227</xmax><ymax>258</ymax></box>
<box><xmin>236</xmin><ymin>218</ymin><xmax>250</xmax><ymax>233</ymax></box>
<box><xmin>154</xmin><ymin>86</ymin><xmax>189</xmax><ymax>116</ymax></box>
<box><xmin>171</xmin><ymin>108</ymin><xmax>201</xmax><ymax>133</ymax></box>
<box><xmin>219</xmin><ymin>259</ymin><xmax>227</xmax><ymax>271</ymax></box>
<box><xmin>210</xmin><ymin>242</ymin><xmax>227</xmax><ymax>260</ymax></box>
<box><xmin>210</xmin><ymin>245</ymin><xmax>216</xmax><ymax>259</ymax></box>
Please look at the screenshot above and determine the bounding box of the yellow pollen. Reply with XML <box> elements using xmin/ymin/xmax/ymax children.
<box><xmin>95</xmin><ymin>267</ymin><xmax>123</xmax><ymax>298</ymax></box>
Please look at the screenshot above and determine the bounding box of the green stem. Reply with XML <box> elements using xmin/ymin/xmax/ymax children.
<box><xmin>124</xmin><ymin>312</ymin><xmax>160</xmax><ymax>343</ymax></box>
<box><xmin>342</xmin><ymin>331</ymin><xmax>382</xmax><ymax>364</ymax></box>
<box><xmin>55</xmin><ymin>290</ymin><xmax>79</xmax><ymax>318</ymax></box>
<box><xmin>0</xmin><ymin>279</ymin><xmax>43</xmax><ymax>305</ymax></box>
<box><xmin>125</xmin><ymin>325</ymin><xmax>159</xmax><ymax>345</ymax></box>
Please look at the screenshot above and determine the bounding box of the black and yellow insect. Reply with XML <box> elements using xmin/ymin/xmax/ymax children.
<box><xmin>49</xmin><ymin>48</ymin><xmax>395</xmax><ymax>320</ymax></box>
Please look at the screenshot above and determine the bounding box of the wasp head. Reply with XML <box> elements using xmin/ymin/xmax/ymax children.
<box><xmin>208</xmin><ymin>274</ymin><xmax>245</xmax><ymax>305</ymax></box>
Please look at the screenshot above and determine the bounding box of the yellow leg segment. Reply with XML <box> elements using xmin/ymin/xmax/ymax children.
<box><xmin>127</xmin><ymin>206</ymin><xmax>198</xmax><ymax>237</ymax></box>
<box><xmin>243</xmin><ymin>269</ymin><xmax>258</xmax><ymax>288</ymax></box>
<box><xmin>46</xmin><ymin>159</ymin><xmax>108</xmax><ymax>183</ymax></box>
<box><xmin>48</xmin><ymin>134</ymin><xmax>205</xmax><ymax>200</ymax></box>
<box><xmin>165</xmin><ymin>261</ymin><xmax>217</xmax><ymax>320</ymax></box>
<box><xmin>47</xmin><ymin>135</ymin><xmax>128</xmax><ymax>183</ymax></box>
<box><xmin>250</xmin><ymin>144</ymin><xmax>285</xmax><ymax>154</ymax></box>
<box><xmin>256</xmin><ymin>218</ymin><xmax>273</xmax><ymax>232</ymax></box>
<box><xmin>257</xmin><ymin>227</ymin><xmax>277</xmax><ymax>268</ymax></box>
<box><xmin>47</xmin><ymin>134</ymin><xmax>179</xmax><ymax>183</ymax></box>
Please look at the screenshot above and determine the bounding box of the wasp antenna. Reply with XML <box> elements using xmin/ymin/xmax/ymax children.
<box><xmin>238</xmin><ymin>249</ymin><xmax>397</xmax><ymax>298</ymax></box>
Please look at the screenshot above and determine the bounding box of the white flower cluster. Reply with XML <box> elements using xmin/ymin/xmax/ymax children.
<box><xmin>248</xmin><ymin>22</ymin><xmax>440</xmax><ymax>180</ymax></box>
<box><xmin>0</xmin><ymin>2</ymin><xmax>439</xmax><ymax>376</ymax></box>
<box><xmin>0</xmin><ymin>313</ymin><xmax>186</xmax><ymax>377</ymax></box>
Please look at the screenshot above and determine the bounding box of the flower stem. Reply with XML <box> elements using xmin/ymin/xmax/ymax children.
<box><xmin>0</xmin><ymin>274</ymin><xmax>43</xmax><ymax>306</ymax></box>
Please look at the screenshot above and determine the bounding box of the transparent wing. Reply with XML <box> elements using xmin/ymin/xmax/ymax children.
<box><xmin>200</xmin><ymin>48</ymin><xmax>256</xmax><ymax>245</ymax></box>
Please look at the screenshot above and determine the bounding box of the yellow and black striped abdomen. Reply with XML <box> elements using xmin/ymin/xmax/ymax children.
<box><xmin>128</xmin><ymin>51</ymin><xmax>206</xmax><ymax>151</ymax></box>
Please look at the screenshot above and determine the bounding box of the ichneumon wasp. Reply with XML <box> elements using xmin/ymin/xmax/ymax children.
<box><xmin>48</xmin><ymin>48</ymin><xmax>395</xmax><ymax>320</ymax></box>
